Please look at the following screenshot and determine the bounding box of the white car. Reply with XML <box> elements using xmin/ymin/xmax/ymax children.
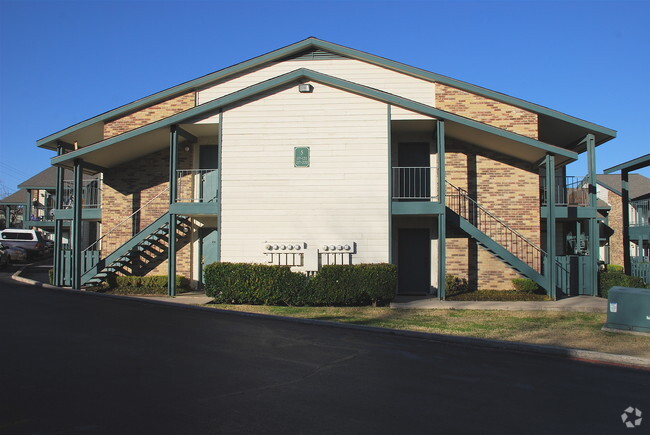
<box><xmin>4</xmin><ymin>244</ymin><xmax>27</xmax><ymax>263</ymax></box>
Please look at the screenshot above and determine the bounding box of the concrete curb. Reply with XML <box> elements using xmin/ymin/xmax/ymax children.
<box><xmin>9</xmin><ymin>270</ymin><xmax>650</xmax><ymax>370</ymax></box>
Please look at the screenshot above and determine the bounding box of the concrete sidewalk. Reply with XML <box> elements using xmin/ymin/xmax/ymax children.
<box><xmin>390</xmin><ymin>295</ymin><xmax>607</xmax><ymax>312</ymax></box>
<box><xmin>15</xmin><ymin>262</ymin><xmax>606</xmax><ymax>312</ymax></box>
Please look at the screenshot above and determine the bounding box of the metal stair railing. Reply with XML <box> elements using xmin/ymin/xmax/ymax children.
<box><xmin>445</xmin><ymin>181</ymin><xmax>545</xmax><ymax>273</ymax></box>
<box><xmin>83</xmin><ymin>186</ymin><xmax>170</xmax><ymax>256</ymax></box>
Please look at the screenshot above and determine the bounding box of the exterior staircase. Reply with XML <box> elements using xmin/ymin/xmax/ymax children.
<box><xmin>445</xmin><ymin>181</ymin><xmax>547</xmax><ymax>288</ymax></box>
<box><xmin>81</xmin><ymin>212</ymin><xmax>191</xmax><ymax>287</ymax></box>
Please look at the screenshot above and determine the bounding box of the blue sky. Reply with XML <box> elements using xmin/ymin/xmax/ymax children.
<box><xmin>0</xmin><ymin>0</ymin><xmax>648</xmax><ymax>194</ymax></box>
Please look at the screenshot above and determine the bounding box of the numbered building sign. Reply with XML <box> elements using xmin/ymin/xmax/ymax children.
<box><xmin>294</xmin><ymin>147</ymin><xmax>310</xmax><ymax>167</ymax></box>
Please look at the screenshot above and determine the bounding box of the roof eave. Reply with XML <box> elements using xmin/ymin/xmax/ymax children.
<box><xmin>37</xmin><ymin>37</ymin><xmax>615</xmax><ymax>150</ymax></box>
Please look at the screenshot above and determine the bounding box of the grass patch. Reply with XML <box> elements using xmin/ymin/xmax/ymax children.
<box><xmin>205</xmin><ymin>304</ymin><xmax>650</xmax><ymax>359</ymax></box>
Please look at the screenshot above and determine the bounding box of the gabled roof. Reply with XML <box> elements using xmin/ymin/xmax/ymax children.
<box><xmin>0</xmin><ymin>189</ymin><xmax>27</xmax><ymax>205</ymax></box>
<box><xmin>17</xmin><ymin>167</ymin><xmax>59</xmax><ymax>189</ymax></box>
<box><xmin>50</xmin><ymin>68</ymin><xmax>580</xmax><ymax>171</ymax></box>
<box><xmin>37</xmin><ymin>37</ymin><xmax>616</xmax><ymax>152</ymax></box>
<box><xmin>597</xmin><ymin>174</ymin><xmax>650</xmax><ymax>201</ymax></box>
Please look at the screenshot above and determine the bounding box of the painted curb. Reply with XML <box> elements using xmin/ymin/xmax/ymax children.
<box><xmin>9</xmin><ymin>270</ymin><xmax>650</xmax><ymax>370</ymax></box>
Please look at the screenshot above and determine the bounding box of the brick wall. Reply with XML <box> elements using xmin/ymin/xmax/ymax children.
<box><xmin>606</xmin><ymin>192</ymin><xmax>624</xmax><ymax>267</ymax></box>
<box><xmin>444</xmin><ymin>143</ymin><xmax>540</xmax><ymax>290</ymax></box>
<box><xmin>103</xmin><ymin>92</ymin><xmax>196</xmax><ymax>139</ymax></box>
<box><xmin>101</xmin><ymin>147</ymin><xmax>194</xmax><ymax>278</ymax></box>
<box><xmin>436</xmin><ymin>84</ymin><xmax>539</xmax><ymax>140</ymax></box>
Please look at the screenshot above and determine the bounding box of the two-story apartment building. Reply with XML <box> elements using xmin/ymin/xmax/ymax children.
<box><xmin>38</xmin><ymin>38</ymin><xmax>616</xmax><ymax>298</ymax></box>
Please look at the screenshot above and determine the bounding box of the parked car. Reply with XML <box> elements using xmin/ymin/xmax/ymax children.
<box><xmin>5</xmin><ymin>245</ymin><xmax>28</xmax><ymax>263</ymax></box>
<box><xmin>0</xmin><ymin>229</ymin><xmax>47</xmax><ymax>258</ymax></box>
<box><xmin>0</xmin><ymin>243</ymin><xmax>9</xmax><ymax>268</ymax></box>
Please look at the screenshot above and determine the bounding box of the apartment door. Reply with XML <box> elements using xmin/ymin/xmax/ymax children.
<box><xmin>199</xmin><ymin>145</ymin><xmax>218</xmax><ymax>203</ymax></box>
<box><xmin>397</xmin><ymin>228</ymin><xmax>430</xmax><ymax>294</ymax></box>
<box><xmin>198</xmin><ymin>227</ymin><xmax>219</xmax><ymax>289</ymax></box>
<box><xmin>397</xmin><ymin>142</ymin><xmax>430</xmax><ymax>199</ymax></box>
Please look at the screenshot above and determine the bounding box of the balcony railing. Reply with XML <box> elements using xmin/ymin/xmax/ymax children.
<box><xmin>392</xmin><ymin>167</ymin><xmax>438</xmax><ymax>200</ymax></box>
<box><xmin>631</xmin><ymin>199</ymin><xmax>650</xmax><ymax>227</ymax></box>
<box><xmin>62</xmin><ymin>180</ymin><xmax>101</xmax><ymax>209</ymax></box>
<box><xmin>540</xmin><ymin>176</ymin><xmax>589</xmax><ymax>206</ymax></box>
<box><xmin>176</xmin><ymin>169</ymin><xmax>218</xmax><ymax>203</ymax></box>
<box><xmin>28</xmin><ymin>205</ymin><xmax>55</xmax><ymax>222</ymax></box>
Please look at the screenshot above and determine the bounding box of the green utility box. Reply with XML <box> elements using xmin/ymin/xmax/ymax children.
<box><xmin>604</xmin><ymin>286</ymin><xmax>650</xmax><ymax>333</ymax></box>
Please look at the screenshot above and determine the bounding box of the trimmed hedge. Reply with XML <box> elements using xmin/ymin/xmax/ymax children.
<box><xmin>111</xmin><ymin>275</ymin><xmax>189</xmax><ymax>295</ymax></box>
<box><xmin>304</xmin><ymin>264</ymin><xmax>397</xmax><ymax>306</ymax></box>
<box><xmin>446</xmin><ymin>275</ymin><xmax>469</xmax><ymax>295</ymax></box>
<box><xmin>599</xmin><ymin>272</ymin><xmax>646</xmax><ymax>299</ymax></box>
<box><xmin>204</xmin><ymin>262</ymin><xmax>397</xmax><ymax>306</ymax></box>
<box><xmin>511</xmin><ymin>278</ymin><xmax>544</xmax><ymax>294</ymax></box>
<box><xmin>205</xmin><ymin>263</ymin><xmax>305</xmax><ymax>305</ymax></box>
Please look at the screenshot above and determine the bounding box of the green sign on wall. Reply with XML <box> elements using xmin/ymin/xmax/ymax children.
<box><xmin>294</xmin><ymin>147</ymin><xmax>310</xmax><ymax>167</ymax></box>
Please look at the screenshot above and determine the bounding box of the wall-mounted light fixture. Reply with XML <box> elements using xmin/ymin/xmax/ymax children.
<box><xmin>298</xmin><ymin>83</ymin><xmax>313</xmax><ymax>93</ymax></box>
<box><xmin>184</xmin><ymin>145</ymin><xmax>190</xmax><ymax>152</ymax></box>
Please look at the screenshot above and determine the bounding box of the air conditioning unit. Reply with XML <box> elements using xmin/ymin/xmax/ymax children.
<box><xmin>603</xmin><ymin>287</ymin><xmax>650</xmax><ymax>334</ymax></box>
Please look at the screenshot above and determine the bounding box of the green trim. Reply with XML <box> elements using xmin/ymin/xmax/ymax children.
<box><xmin>540</xmin><ymin>206</ymin><xmax>600</xmax><ymax>219</ymax></box>
<box><xmin>391</xmin><ymin>201</ymin><xmax>445</xmax><ymax>215</ymax></box>
<box><xmin>169</xmin><ymin>203</ymin><xmax>217</xmax><ymax>215</ymax></box>
<box><xmin>17</xmin><ymin>185</ymin><xmax>56</xmax><ymax>190</ymax></box>
<box><xmin>51</xmin><ymin>68</ymin><xmax>578</xmax><ymax>168</ymax></box>
<box><xmin>38</xmin><ymin>37</ymin><xmax>615</xmax><ymax>149</ymax></box>
<box><xmin>604</xmin><ymin>153</ymin><xmax>650</xmax><ymax>174</ymax></box>
<box><xmin>53</xmin><ymin>208</ymin><xmax>101</xmax><ymax>220</ymax></box>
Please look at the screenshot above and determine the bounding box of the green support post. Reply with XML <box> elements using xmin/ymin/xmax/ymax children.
<box><xmin>437</xmin><ymin>120</ymin><xmax>446</xmax><ymax>300</ymax></box>
<box><xmin>216</xmin><ymin>112</ymin><xmax>223</xmax><ymax>263</ymax></box>
<box><xmin>3</xmin><ymin>205</ymin><xmax>8</xmax><ymax>228</ymax></box>
<box><xmin>387</xmin><ymin>105</ymin><xmax>392</xmax><ymax>264</ymax></box>
<box><xmin>24</xmin><ymin>189</ymin><xmax>32</xmax><ymax>229</ymax></box>
<box><xmin>168</xmin><ymin>126</ymin><xmax>178</xmax><ymax>296</ymax></box>
<box><xmin>586</xmin><ymin>134</ymin><xmax>599</xmax><ymax>295</ymax></box>
<box><xmin>54</xmin><ymin>145</ymin><xmax>65</xmax><ymax>286</ymax></box>
<box><xmin>622</xmin><ymin>169</ymin><xmax>631</xmax><ymax>275</ymax></box>
<box><xmin>545</xmin><ymin>154</ymin><xmax>556</xmax><ymax>299</ymax></box>
<box><xmin>72</xmin><ymin>159</ymin><xmax>83</xmax><ymax>290</ymax></box>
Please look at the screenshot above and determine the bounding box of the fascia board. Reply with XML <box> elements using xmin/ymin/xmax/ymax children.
<box><xmin>51</xmin><ymin>68</ymin><xmax>578</xmax><ymax>166</ymax></box>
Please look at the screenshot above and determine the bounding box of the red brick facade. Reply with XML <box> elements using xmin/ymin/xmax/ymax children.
<box><xmin>104</xmin><ymin>92</ymin><xmax>195</xmax><ymax>139</ymax></box>
<box><xmin>438</xmin><ymin>84</ymin><xmax>540</xmax><ymax>290</ymax></box>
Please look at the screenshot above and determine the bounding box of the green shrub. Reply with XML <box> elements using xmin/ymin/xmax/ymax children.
<box><xmin>205</xmin><ymin>263</ymin><xmax>306</xmax><ymax>305</ymax></box>
<box><xmin>303</xmin><ymin>264</ymin><xmax>397</xmax><ymax>306</ymax></box>
<box><xmin>112</xmin><ymin>275</ymin><xmax>189</xmax><ymax>295</ymax></box>
<box><xmin>204</xmin><ymin>262</ymin><xmax>397</xmax><ymax>306</ymax></box>
<box><xmin>606</xmin><ymin>264</ymin><xmax>624</xmax><ymax>273</ymax></box>
<box><xmin>48</xmin><ymin>268</ymin><xmax>54</xmax><ymax>285</ymax></box>
<box><xmin>599</xmin><ymin>272</ymin><xmax>645</xmax><ymax>298</ymax></box>
<box><xmin>445</xmin><ymin>275</ymin><xmax>469</xmax><ymax>295</ymax></box>
<box><xmin>511</xmin><ymin>278</ymin><xmax>544</xmax><ymax>294</ymax></box>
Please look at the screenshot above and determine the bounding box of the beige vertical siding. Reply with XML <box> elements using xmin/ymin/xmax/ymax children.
<box><xmin>219</xmin><ymin>82</ymin><xmax>389</xmax><ymax>267</ymax></box>
<box><xmin>197</xmin><ymin>58</ymin><xmax>434</xmax><ymax>123</ymax></box>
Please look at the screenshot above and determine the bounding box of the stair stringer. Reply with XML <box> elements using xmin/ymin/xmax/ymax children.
<box><xmin>446</xmin><ymin>208</ymin><xmax>548</xmax><ymax>289</ymax></box>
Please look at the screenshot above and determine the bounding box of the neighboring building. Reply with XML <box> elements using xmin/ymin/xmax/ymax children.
<box><xmin>0</xmin><ymin>190</ymin><xmax>25</xmax><ymax>229</ymax></box>
<box><xmin>38</xmin><ymin>38</ymin><xmax>616</xmax><ymax>298</ymax></box>
<box><xmin>597</xmin><ymin>173</ymin><xmax>650</xmax><ymax>266</ymax></box>
<box><xmin>603</xmin><ymin>154</ymin><xmax>650</xmax><ymax>283</ymax></box>
<box><xmin>0</xmin><ymin>167</ymin><xmax>99</xmax><ymax>246</ymax></box>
